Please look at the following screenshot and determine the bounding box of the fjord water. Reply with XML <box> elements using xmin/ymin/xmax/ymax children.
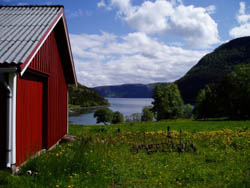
<box><xmin>69</xmin><ymin>98</ymin><xmax>153</xmax><ymax>125</ymax></box>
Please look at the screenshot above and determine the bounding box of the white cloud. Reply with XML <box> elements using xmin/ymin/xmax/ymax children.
<box><xmin>101</xmin><ymin>0</ymin><xmax>219</xmax><ymax>48</ymax></box>
<box><xmin>17</xmin><ymin>2</ymin><xmax>28</xmax><ymax>5</ymax></box>
<box><xmin>66</xmin><ymin>9</ymin><xmax>83</xmax><ymax>19</ymax></box>
<box><xmin>70</xmin><ymin>32</ymin><xmax>207</xmax><ymax>87</ymax></box>
<box><xmin>230</xmin><ymin>23</ymin><xmax>250</xmax><ymax>38</ymax></box>
<box><xmin>97</xmin><ymin>0</ymin><xmax>112</xmax><ymax>10</ymax></box>
<box><xmin>230</xmin><ymin>2</ymin><xmax>250</xmax><ymax>38</ymax></box>
<box><xmin>206</xmin><ymin>5</ymin><xmax>216</xmax><ymax>15</ymax></box>
<box><xmin>97</xmin><ymin>0</ymin><xmax>106</xmax><ymax>8</ymax></box>
<box><xmin>237</xmin><ymin>2</ymin><xmax>250</xmax><ymax>23</ymax></box>
<box><xmin>170</xmin><ymin>4</ymin><xmax>219</xmax><ymax>48</ymax></box>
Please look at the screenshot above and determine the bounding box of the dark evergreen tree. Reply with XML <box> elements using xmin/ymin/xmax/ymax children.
<box><xmin>194</xmin><ymin>85</ymin><xmax>220</xmax><ymax>119</ymax></box>
<box><xmin>194</xmin><ymin>64</ymin><xmax>250</xmax><ymax>120</ymax></box>
<box><xmin>225</xmin><ymin>65</ymin><xmax>250</xmax><ymax>119</ymax></box>
<box><xmin>193</xmin><ymin>88</ymin><xmax>206</xmax><ymax>119</ymax></box>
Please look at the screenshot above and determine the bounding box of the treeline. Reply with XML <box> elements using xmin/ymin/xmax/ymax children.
<box><xmin>68</xmin><ymin>83</ymin><xmax>109</xmax><ymax>107</ymax></box>
<box><xmin>93</xmin><ymin>106</ymin><xmax>155</xmax><ymax>125</ymax></box>
<box><xmin>93</xmin><ymin>65</ymin><xmax>250</xmax><ymax>124</ymax></box>
<box><xmin>194</xmin><ymin>65</ymin><xmax>250</xmax><ymax>120</ymax></box>
<box><xmin>152</xmin><ymin>64</ymin><xmax>250</xmax><ymax>121</ymax></box>
<box><xmin>93</xmin><ymin>83</ymin><xmax>192</xmax><ymax>125</ymax></box>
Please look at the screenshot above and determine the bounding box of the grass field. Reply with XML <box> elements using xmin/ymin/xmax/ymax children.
<box><xmin>0</xmin><ymin>120</ymin><xmax>250</xmax><ymax>188</ymax></box>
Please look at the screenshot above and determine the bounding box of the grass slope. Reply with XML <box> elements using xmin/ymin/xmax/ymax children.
<box><xmin>0</xmin><ymin>120</ymin><xmax>250</xmax><ymax>188</ymax></box>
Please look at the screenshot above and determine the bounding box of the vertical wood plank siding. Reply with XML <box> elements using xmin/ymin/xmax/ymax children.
<box><xmin>0</xmin><ymin>83</ymin><xmax>7</xmax><ymax>167</ymax></box>
<box><xmin>16</xmin><ymin>77</ymin><xmax>43</xmax><ymax>166</ymax></box>
<box><xmin>16</xmin><ymin>30</ymin><xmax>68</xmax><ymax>166</ymax></box>
<box><xmin>46</xmin><ymin>31</ymin><xmax>68</xmax><ymax>148</ymax></box>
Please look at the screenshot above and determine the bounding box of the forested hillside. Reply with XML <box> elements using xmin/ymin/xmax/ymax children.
<box><xmin>176</xmin><ymin>36</ymin><xmax>250</xmax><ymax>104</ymax></box>
<box><xmin>69</xmin><ymin>83</ymin><xmax>109</xmax><ymax>107</ymax></box>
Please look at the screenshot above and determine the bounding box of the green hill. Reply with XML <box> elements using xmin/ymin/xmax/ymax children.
<box><xmin>176</xmin><ymin>36</ymin><xmax>250</xmax><ymax>104</ymax></box>
<box><xmin>69</xmin><ymin>83</ymin><xmax>109</xmax><ymax>107</ymax></box>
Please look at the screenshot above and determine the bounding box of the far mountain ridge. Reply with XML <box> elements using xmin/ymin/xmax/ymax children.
<box><xmin>93</xmin><ymin>82</ymin><xmax>165</xmax><ymax>98</ymax></box>
<box><xmin>94</xmin><ymin>83</ymin><xmax>162</xmax><ymax>87</ymax></box>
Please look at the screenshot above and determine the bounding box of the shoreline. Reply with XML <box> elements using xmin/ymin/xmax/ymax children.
<box><xmin>69</xmin><ymin>105</ymin><xmax>110</xmax><ymax>116</ymax></box>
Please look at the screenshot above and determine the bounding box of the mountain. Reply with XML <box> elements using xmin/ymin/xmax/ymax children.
<box><xmin>93</xmin><ymin>37</ymin><xmax>250</xmax><ymax>103</ymax></box>
<box><xmin>93</xmin><ymin>83</ymin><xmax>161</xmax><ymax>98</ymax></box>
<box><xmin>69</xmin><ymin>83</ymin><xmax>109</xmax><ymax>107</ymax></box>
<box><xmin>176</xmin><ymin>36</ymin><xmax>250</xmax><ymax>104</ymax></box>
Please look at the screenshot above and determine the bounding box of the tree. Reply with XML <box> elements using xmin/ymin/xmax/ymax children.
<box><xmin>193</xmin><ymin>88</ymin><xmax>207</xmax><ymax>119</ymax></box>
<box><xmin>183</xmin><ymin>104</ymin><xmax>193</xmax><ymax>119</ymax></box>
<box><xmin>141</xmin><ymin>106</ymin><xmax>154</xmax><ymax>122</ymax></box>
<box><xmin>131</xmin><ymin>113</ymin><xmax>141</xmax><ymax>122</ymax></box>
<box><xmin>194</xmin><ymin>64</ymin><xmax>250</xmax><ymax>120</ymax></box>
<box><xmin>193</xmin><ymin>85</ymin><xmax>218</xmax><ymax>119</ymax></box>
<box><xmin>94</xmin><ymin>107</ymin><xmax>113</xmax><ymax>125</ymax></box>
<box><xmin>152</xmin><ymin>83</ymin><xmax>184</xmax><ymax>121</ymax></box>
<box><xmin>112</xmin><ymin>111</ymin><xmax>124</xmax><ymax>124</ymax></box>
<box><xmin>224</xmin><ymin>65</ymin><xmax>250</xmax><ymax>119</ymax></box>
<box><xmin>125</xmin><ymin>113</ymin><xmax>141</xmax><ymax>122</ymax></box>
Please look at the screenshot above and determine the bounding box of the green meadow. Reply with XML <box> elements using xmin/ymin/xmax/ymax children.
<box><xmin>0</xmin><ymin>120</ymin><xmax>250</xmax><ymax>188</ymax></box>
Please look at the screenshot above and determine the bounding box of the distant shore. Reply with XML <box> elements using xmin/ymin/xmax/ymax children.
<box><xmin>69</xmin><ymin>105</ymin><xmax>110</xmax><ymax>116</ymax></box>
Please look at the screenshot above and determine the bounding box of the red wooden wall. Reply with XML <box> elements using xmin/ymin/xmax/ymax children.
<box><xmin>16</xmin><ymin>29</ymin><xmax>68</xmax><ymax>166</ymax></box>
<box><xmin>46</xmin><ymin>31</ymin><xmax>68</xmax><ymax>148</ymax></box>
<box><xmin>16</xmin><ymin>77</ymin><xmax>43</xmax><ymax>165</ymax></box>
<box><xmin>0</xmin><ymin>82</ymin><xmax>7</xmax><ymax>167</ymax></box>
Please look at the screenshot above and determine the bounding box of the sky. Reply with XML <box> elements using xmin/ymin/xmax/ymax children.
<box><xmin>1</xmin><ymin>0</ymin><xmax>250</xmax><ymax>87</ymax></box>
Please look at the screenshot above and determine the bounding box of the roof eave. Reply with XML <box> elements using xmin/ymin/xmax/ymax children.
<box><xmin>20</xmin><ymin>8</ymin><xmax>65</xmax><ymax>76</ymax></box>
<box><xmin>19</xmin><ymin>7</ymin><xmax>77</xmax><ymax>87</ymax></box>
<box><xmin>61</xmin><ymin>12</ymin><xmax>78</xmax><ymax>87</ymax></box>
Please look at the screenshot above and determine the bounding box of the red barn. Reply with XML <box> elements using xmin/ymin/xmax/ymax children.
<box><xmin>0</xmin><ymin>5</ymin><xmax>77</xmax><ymax>171</ymax></box>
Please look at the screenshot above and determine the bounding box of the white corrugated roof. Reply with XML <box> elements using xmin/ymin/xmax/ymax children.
<box><xmin>0</xmin><ymin>6</ymin><xmax>63</xmax><ymax>64</ymax></box>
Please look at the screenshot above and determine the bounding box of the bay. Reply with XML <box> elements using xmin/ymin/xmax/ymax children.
<box><xmin>69</xmin><ymin>98</ymin><xmax>153</xmax><ymax>125</ymax></box>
